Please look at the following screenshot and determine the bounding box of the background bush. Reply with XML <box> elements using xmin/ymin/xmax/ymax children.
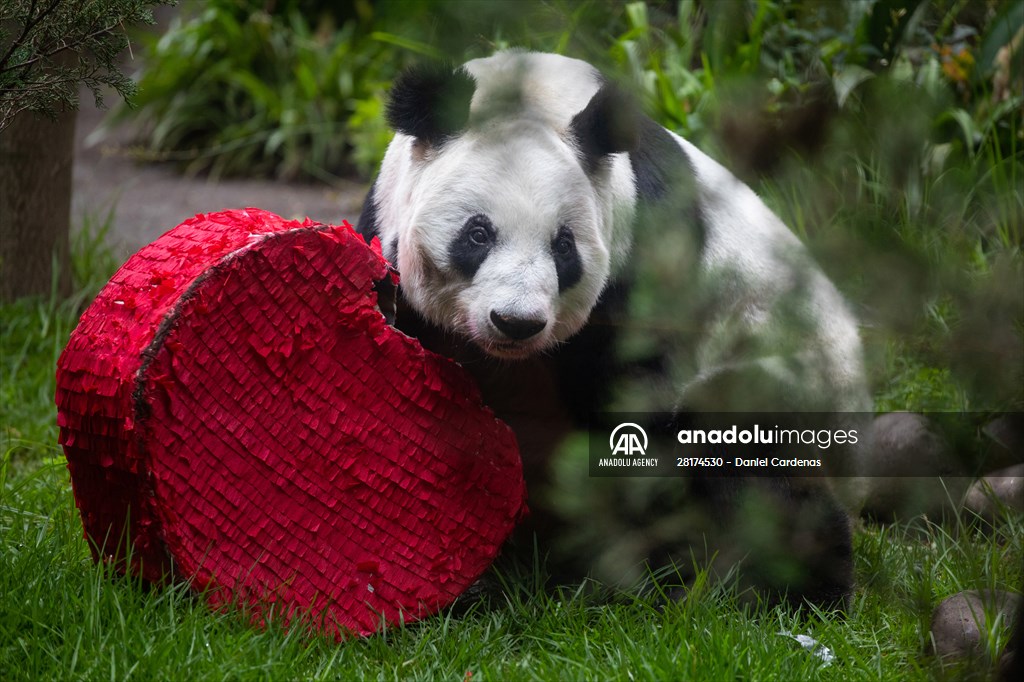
<box><xmin>116</xmin><ymin>0</ymin><xmax>392</xmax><ymax>179</ymax></box>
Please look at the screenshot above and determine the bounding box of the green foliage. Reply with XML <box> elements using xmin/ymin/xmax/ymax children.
<box><xmin>875</xmin><ymin>359</ymin><xmax>969</xmax><ymax>414</ymax></box>
<box><xmin>119</xmin><ymin>0</ymin><xmax>406</xmax><ymax>180</ymax></box>
<box><xmin>122</xmin><ymin>1</ymin><xmax>1023</xmax><ymax>178</ymax></box>
<box><xmin>120</xmin><ymin>0</ymin><xmax>637</xmax><ymax>179</ymax></box>
<box><xmin>602</xmin><ymin>0</ymin><xmax>1023</xmax><ymax>413</ymax></box>
<box><xmin>0</xmin><ymin>0</ymin><xmax>166</xmax><ymax>131</ymax></box>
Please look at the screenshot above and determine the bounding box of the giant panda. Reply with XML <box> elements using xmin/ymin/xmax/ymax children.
<box><xmin>357</xmin><ymin>51</ymin><xmax>871</xmax><ymax>609</ymax></box>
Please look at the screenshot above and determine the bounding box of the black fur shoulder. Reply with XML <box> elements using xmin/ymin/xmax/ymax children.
<box><xmin>568</xmin><ymin>82</ymin><xmax>640</xmax><ymax>174</ymax></box>
<box><xmin>629</xmin><ymin>118</ymin><xmax>706</xmax><ymax>250</ymax></box>
<box><xmin>630</xmin><ymin>118</ymin><xmax>692</xmax><ymax>203</ymax></box>
<box><xmin>356</xmin><ymin>178</ymin><xmax>399</xmax><ymax>265</ymax></box>
<box><xmin>355</xmin><ymin>178</ymin><xmax>380</xmax><ymax>243</ymax></box>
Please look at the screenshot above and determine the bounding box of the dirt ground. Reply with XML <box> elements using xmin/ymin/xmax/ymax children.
<box><xmin>71</xmin><ymin>90</ymin><xmax>369</xmax><ymax>261</ymax></box>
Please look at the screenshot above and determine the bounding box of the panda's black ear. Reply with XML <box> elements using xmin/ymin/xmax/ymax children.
<box><xmin>386</xmin><ymin>63</ymin><xmax>476</xmax><ymax>146</ymax></box>
<box><xmin>569</xmin><ymin>82</ymin><xmax>641</xmax><ymax>173</ymax></box>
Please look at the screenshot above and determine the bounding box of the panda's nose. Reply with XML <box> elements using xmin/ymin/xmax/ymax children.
<box><xmin>490</xmin><ymin>311</ymin><xmax>547</xmax><ymax>341</ymax></box>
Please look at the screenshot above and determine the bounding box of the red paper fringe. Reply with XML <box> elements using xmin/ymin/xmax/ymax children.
<box><xmin>55</xmin><ymin>208</ymin><xmax>526</xmax><ymax>638</ymax></box>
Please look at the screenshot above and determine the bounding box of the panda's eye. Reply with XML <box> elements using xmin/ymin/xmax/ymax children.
<box><xmin>450</xmin><ymin>215</ymin><xmax>496</xmax><ymax>278</ymax></box>
<box><xmin>464</xmin><ymin>215</ymin><xmax>494</xmax><ymax>247</ymax></box>
<box><xmin>469</xmin><ymin>226</ymin><xmax>490</xmax><ymax>246</ymax></box>
<box><xmin>554</xmin><ymin>233</ymin><xmax>575</xmax><ymax>256</ymax></box>
<box><xmin>552</xmin><ymin>225</ymin><xmax>582</xmax><ymax>293</ymax></box>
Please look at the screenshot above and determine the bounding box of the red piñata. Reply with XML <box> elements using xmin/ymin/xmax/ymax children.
<box><xmin>55</xmin><ymin>208</ymin><xmax>527</xmax><ymax>638</ymax></box>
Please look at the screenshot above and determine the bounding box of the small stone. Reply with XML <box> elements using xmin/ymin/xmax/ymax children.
<box><xmin>861</xmin><ymin>412</ymin><xmax>969</xmax><ymax>521</ymax></box>
<box><xmin>930</xmin><ymin>590</ymin><xmax>1020</xmax><ymax>661</ymax></box>
<box><xmin>964</xmin><ymin>464</ymin><xmax>1024</xmax><ymax>520</ymax></box>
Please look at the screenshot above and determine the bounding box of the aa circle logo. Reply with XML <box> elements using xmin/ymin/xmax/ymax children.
<box><xmin>609</xmin><ymin>423</ymin><xmax>648</xmax><ymax>456</ymax></box>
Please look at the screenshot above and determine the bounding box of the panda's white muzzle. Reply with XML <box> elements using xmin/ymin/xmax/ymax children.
<box><xmin>467</xmin><ymin>249</ymin><xmax>559</xmax><ymax>357</ymax></box>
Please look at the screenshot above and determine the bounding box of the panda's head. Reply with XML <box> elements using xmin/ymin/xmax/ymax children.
<box><xmin>377</xmin><ymin>55</ymin><xmax>639</xmax><ymax>360</ymax></box>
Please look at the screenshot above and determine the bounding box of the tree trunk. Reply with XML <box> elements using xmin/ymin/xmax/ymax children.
<box><xmin>0</xmin><ymin>106</ymin><xmax>76</xmax><ymax>302</ymax></box>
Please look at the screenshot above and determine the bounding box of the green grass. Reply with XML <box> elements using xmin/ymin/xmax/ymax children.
<box><xmin>2</xmin><ymin>459</ymin><xmax>1019</xmax><ymax>681</ymax></box>
<box><xmin>1</xmin><ymin>216</ymin><xmax>1021</xmax><ymax>680</ymax></box>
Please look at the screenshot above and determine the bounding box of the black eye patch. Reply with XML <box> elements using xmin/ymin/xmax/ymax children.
<box><xmin>449</xmin><ymin>214</ymin><xmax>496</xmax><ymax>278</ymax></box>
<box><xmin>552</xmin><ymin>225</ymin><xmax>582</xmax><ymax>292</ymax></box>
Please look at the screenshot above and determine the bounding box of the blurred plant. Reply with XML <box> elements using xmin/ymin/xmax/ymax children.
<box><xmin>116</xmin><ymin>0</ymin><xmax>401</xmax><ymax>180</ymax></box>
<box><xmin>602</xmin><ymin>0</ymin><xmax>1022</xmax><ymax>412</ymax></box>
<box><xmin>118</xmin><ymin>0</ymin><xmax>635</xmax><ymax>179</ymax></box>
<box><xmin>0</xmin><ymin>0</ymin><xmax>165</xmax><ymax>131</ymax></box>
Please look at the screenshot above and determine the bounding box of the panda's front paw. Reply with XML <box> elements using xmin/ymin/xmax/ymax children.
<box><xmin>695</xmin><ymin>476</ymin><xmax>854</xmax><ymax>611</ymax></box>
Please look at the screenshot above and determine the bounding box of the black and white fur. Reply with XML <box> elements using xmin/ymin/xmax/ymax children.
<box><xmin>358</xmin><ymin>51</ymin><xmax>870</xmax><ymax>608</ymax></box>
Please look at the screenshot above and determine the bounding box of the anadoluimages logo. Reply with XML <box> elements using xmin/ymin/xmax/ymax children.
<box><xmin>609</xmin><ymin>422</ymin><xmax>648</xmax><ymax>456</ymax></box>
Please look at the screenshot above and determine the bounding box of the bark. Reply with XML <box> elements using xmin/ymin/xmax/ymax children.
<box><xmin>0</xmin><ymin>106</ymin><xmax>75</xmax><ymax>301</ymax></box>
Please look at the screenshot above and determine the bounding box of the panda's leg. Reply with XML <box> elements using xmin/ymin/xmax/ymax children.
<box><xmin>688</xmin><ymin>474</ymin><xmax>854</xmax><ymax>610</ymax></box>
<box><xmin>676</xmin><ymin>358</ymin><xmax>858</xmax><ymax>610</ymax></box>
